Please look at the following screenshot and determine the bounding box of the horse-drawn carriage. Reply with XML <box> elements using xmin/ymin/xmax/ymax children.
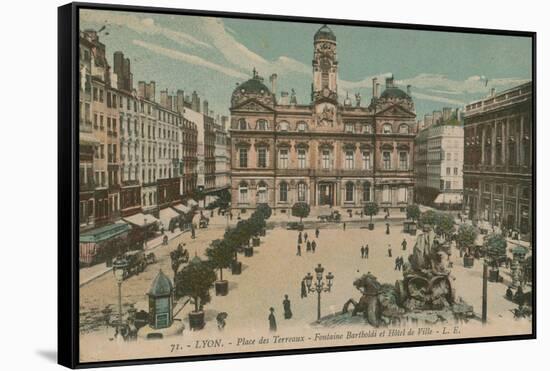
<box><xmin>318</xmin><ymin>210</ymin><xmax>341</xmax><ymax>222</ymax></box>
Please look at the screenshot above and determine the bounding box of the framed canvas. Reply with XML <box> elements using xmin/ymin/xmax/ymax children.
<box><xmin>58</xmin><ymin>2</ymin><xmax>536</xmax><ymax>368</ymax></box>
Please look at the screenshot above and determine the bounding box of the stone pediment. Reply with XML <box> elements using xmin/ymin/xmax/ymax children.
<box><xmin>376</xmin><ymin>104</ymin><xmax>415</xmax><ymax>118</ymax></box>
<box><xmin>232</xmin><ymin>98</ymin><xmax>275</xmax><ymax>113</ymax></box>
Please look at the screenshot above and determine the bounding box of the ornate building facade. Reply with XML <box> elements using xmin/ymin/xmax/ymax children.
<box><xmin>463</xmin><ymin>82</ymin><xmax>532</xmax><ymax>237</ymax></box>
<box><xmin>229</xmin><ymin>25</ymin><xmax>417</xmax><ymax>213</ymax></box>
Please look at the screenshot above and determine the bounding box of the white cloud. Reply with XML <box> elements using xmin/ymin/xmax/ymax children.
<box><xmin>80</xmin><ymin>9</ymin><xmax>212</xmax><ymax>49</ymax></box>
<box><xmin>132</xmin><ymin>40</ymin><xmax>248</xmax><ymax>79</ymax></box>
<box><xmin>410</xmin><ymin>92</ymin><xmax>465</xmax><ymax>106</ymax></box>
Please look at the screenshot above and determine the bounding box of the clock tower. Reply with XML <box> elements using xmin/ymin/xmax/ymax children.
<box><xmin>312</xmin><ymin>24</ymin><xmax>338</xmax><ymax>104</ymax></box>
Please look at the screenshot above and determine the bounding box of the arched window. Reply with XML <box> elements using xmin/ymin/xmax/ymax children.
<box><xmin>363</xmin><ymin>182</ymin><xmax>371</xmax><ymax>202</ymax></box>
<box><xmin>238</xmin><ymin>118</ymin><xmax>247</xmax><ymax>130</ymax></box>
<box><xmin>297</xmin><ymin>182</ymin><xmax>307</xmax><ymax>202</ymax></box>
<box><xmin>345</xmin><ymin>182</ymin><xmax>354</xmax><ymax>202</ymax></box>
<box><xmin>363</xmin><ymin>124</ymin><xmax>373</xmax><ymax>134</ymax></box>
<box><xmin>239</xmin><ymin>181</ymin><xmax>248</xmax><ymax>203</ymax></box>
<box><xmin>399</xmin><ymin>123</ymin><xmax>410</xmax><ymax>134</ymax></box>
<box><xmin>382</xmin><ymin>123</ymin><xmax>393</xmax><ymax>134</ymax></box>
<box><xmin>257</xmin><ymin>181</ymin><xmax>267</xmax><ymax>204</ymax></box>
<box><xmin>279</xmin><ymin>182</ymin><xmax>288</xmax><ymax>202</ymax></box>
<box><xmin>278</xmin><ymin>121</ymin><xmax>289</xmax><ymax>131</ymax></box>
<box><xmin>297</xmin><ymin>121</ymin><xmax>307</xmax><ymax>132</ymax></box>
<box><xmin>257</xmin><ymin>119</ymin><xmax>268</xmax><ymax>131</ymax></box>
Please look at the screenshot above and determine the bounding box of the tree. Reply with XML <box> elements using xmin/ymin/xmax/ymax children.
<box><xmin>205</xmin><ymin>239</ymin><xmax>234</xmax><ymax>281</ymax></box>
<box><xmin>485</xmin><ymin>234</ymin><xmax>507</xmax><ymax>269</ymax></box>
<box><xmin>456</xmin><ymin>224</ymin><xmax>478</xmax><ymax>255</ymax></box>
<box><xmin>406</xmin><ymin>204</ymin><xmax>421</xmax><ymax>221</ymax></box>
<box><xmin>419</xmin><ymin>210</ymin><xmax>438</xmax><ymax>227</ymax></box>
<box><xmin>291</xmin><ymin>202</ymin><xmax>310</xmax><ymax>223</ymax></box>
<box><xmin>363</xmin><ymin>202</ymin><xmax>379</xmax><ymax>224</ymax></box>
<box><xmin>255</xmin><ymin>203</ymin><xmax>272</xmax><ymax>220</ymax></box>
<box><xmin>175</xmin><ymin>260</ymin><xmax>216</xmax><ymax>312</ymax></box>
<box><xmin>435</xmin><ymin>213</ymin><xmax>455</xmax><ymax>240</ymax></box>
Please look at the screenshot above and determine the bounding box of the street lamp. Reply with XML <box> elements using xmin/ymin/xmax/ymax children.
<box><xmin>112</xmin><ymin>257</ymin><xmax>128</xmax><ymax>336</ymax></box>
<box><xmin>305</xmin><ymin>263</ymin><xmax>334</xmax><ymax>322</ymax></box>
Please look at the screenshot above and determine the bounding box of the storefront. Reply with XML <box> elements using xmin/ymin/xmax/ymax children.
<box><xmin>79</xmin><ymin>222</ymin><xmax>130</xmax><ymax>267</ymax></box>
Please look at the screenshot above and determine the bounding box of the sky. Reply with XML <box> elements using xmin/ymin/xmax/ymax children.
<box><xmin>80</xmin><ymin>9</ymin><xmax>532</xmax><ymax>119</ymax></box>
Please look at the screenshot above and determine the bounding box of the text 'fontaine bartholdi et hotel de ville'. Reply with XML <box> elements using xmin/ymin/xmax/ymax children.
<box><xmin>229</xmin><ymin>25</ymin><xmax>417</xmax><ymax>213</ymax></box>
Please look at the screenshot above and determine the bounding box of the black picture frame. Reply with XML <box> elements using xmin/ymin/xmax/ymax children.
<box><xmin>58</xmin><ymin>2</ymin><xmax>536</xmax><ymax>368</ymax></box>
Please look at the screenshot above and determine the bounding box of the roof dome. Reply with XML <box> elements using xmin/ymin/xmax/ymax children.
<box><xmin>314</xmin><ymin>24</ymin><xmax>336</xmax><ymax>42</ymax></box>
<box><xmin>234</xmin><ymin>77</ymin><xmax>271</xmax><ymax>96</ymax></box>
<box><xmin>380</xmin><ymin>87</ymin><xmax>411</xmax><ymax>100</ymax></box>
<box><xmin>148</xmin><ymin>270</ymin><xmax>173</xmax><ymax>296</ymax></box>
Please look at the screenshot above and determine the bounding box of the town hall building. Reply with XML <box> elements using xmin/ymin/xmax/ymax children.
<box><xmin>229</xmin><ymin>25</ymin><xmax>417</xmax><ymax>214</ymax></box>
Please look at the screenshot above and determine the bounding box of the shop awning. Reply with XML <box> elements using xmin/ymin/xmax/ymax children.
<box><xmin>172</xmin><ymin>204</ymin><xmax>192</xmax><ymax>214</ymax></box>
<box><xmin>434</xmin><ymin>193</ymin><xmax>463</xmax><ymax>204</ymax></box>
<box><xmin>159</xmin><ymin>207</ymin><xmax>180</xmax><ymax>228</ymax></box>
<box><xmin>123</xmin><ymin>213</ymin><xmax>159</xmax><ymax>227</ymax></box>
<box><xmin>80</xmin><ymin>222</ymin><xmax>130</xmax><ymax>243</ymax></box>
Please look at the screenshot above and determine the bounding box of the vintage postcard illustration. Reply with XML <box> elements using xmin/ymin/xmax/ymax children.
<box><xmin>75</xmin><ymin>7</ymin><xmax>534</xmax><ymax>364</ymax></box>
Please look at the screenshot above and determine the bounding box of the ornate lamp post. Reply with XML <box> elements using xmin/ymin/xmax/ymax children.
<box><xmin>112</xmin><ymin>257</ymin><xmax>128</xmax><ymax>334</ymax></box>
<box><xmin>305</xmin><ymin>264</ymin><xmax>334</xmax><ymax>322</ymax></box>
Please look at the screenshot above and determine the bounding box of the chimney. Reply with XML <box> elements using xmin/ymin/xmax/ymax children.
<box><xmin>280</xmin><ymin>91</ymin><xmax>289</xmax><ymax>105</ymax></box>
<box><xmin>269</xmin><ymin>73</ymin><xmax>278</xmax><ymax>94</ymax></box>
<box><xmin>137</xmin><ymin>81</ymin><xmax>146</xmax><ymax>98</ymax></box>
<box><xmin>406</xmin><ymin>85</ymin><xmax>412</xmax><ymax>95</ymax></box>
<box><xmin>433</xmin><ymin>110</ymin><xmax>442</xmax><ymax>125</ymax></box>
<box><xmin>375</xmin><ymin>83</ymin><xmax>381</xmax><ymax>98</ymax></box>
<box><xmin>191</xmin><ymin>91</ymin><xmax>200</xmax><ymax>112</ymax></box>
<box><xmin>167</xmin><ymin>95</ymin><xmax>173</xmax><ymax>111</ymax></box>
<box><xmin>372</xmin><ymin>77</ymin><xmax>378</xmax><ymax>98</ymax></box>
<box><xmin>455</xmin><ymin>108</ymin><xmax>461</xmax><ymax>121</ymax></box>
<box><xmin>176</xmin><ymin>90</ymin><xmax>185</xmax><ymax>113</ymax></box>
<box><xmin>490</xmin><ymin>87</ymin><xmax>496</xmax><ymax>97</ymax></box>
<box><xmin>160</xmin><ymin>89</ymin><xmax>168</xmax><ymax>108</ymax></box>
<box><xmin>203</xmin><ymin>100</ymin><xmax>209</xmax><ymax>116</ymax></box>
<box><xmin>443</xmin><ymin>107</ymin><xmax>452</xmax><ymax>121</ymax></box>
<box><xmin>147</xmin><ymin>81</ymin><xmax>155</xmax><ymax>101</ymax></box>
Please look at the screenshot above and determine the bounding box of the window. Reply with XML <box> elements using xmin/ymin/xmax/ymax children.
<box><xmin>278</xmin><ymin>121</ymin><xmax>289</xmax><ymax>131</ymax></box>
<box><xmin>399</xmin><ymin>124</ymin><xmax>410</xmax><ymax>134</ymax></box>
<box><xmin>447</xmin><ymin>152</ymin><xmax>452</xmax><ymax>161</ymax></box>
<box><xmin>345</xmin><ymin>123</ymin><xmax>354</xmax><ymax>133</ymax></box>
<box><xmin>446</xmin><ymin>181</ymin><xmax>451</xmax><ymax>189</ymax></box>
<box><xmin>446</xmin><ymin>167</ymin><xmax>451</xmax><ymax>175</ymax></box>
<box><xmin>279</xmin><ymin>182</ymin><xmax>288</xmax><ymax>202</ymax></box>
<box><xmin>345</xmin><ymin>182</ymin><xmax>354</xmax><ymax>202</ymax></box>
<box><xmin>440</xmin><ymin>179</ymin><xmax>445</xmax><ymax>190</ymax></box>
<box><xmin>399</xmin><ymin>152</ymin><xmax>408</xmax><ymax>170</ymax></box>
<box><xmin>363</xmin><ymin>182</ymin><xmax>371</xmax><ymax>202</ymax></box>
<box><xmin>257</xmin><ymin>119</ymin><xmax>268</xmax><ymax>131</ymax></box>
<box><xmin>239</xmin><ymin>182</ymin><xmax>248</xmax><ymax>203</ymax></box>
<box><xmin>454</xmin><ymin>167</ymin><xmax>458</xmax><ymax>175</ymax></box>
<box><xmin>297</xmin><ymin>122</ymin><xmax>307</xmax><ymax>132</ymax></box>
<box><xmin>239</xmin><ymin>148</ymin><xmax>248</xmax><ymax>168</ymax></box>
<box><xmin>238</xmin><ymin>119</ymin><xmax>247</xmax><ymax>130</ymax></box>
<box><xmin>257</xmin><ymin>182</ymin><xmax>267</xmax><ymax>204</ymax></box>
<box><xmin>258</xmin><ymin>148</ymin><xmax>267</xmax><ymax>168</ymax></box>
<box><xmin>298</xmin><ymin>149</ymin><xmax>306</xmax><ymax>168</ymax></box>
<box><xmin>363</xmin><ymin>124</ymin><xmax>372</xmax><ymax>134</ymax></box>
<box><xmin>298</xmin><ymin>183</ymin><xmax>307</xmax><ymax>202</ymax></box>
<box><xmin>322</xmin><ymin>150</ymin><xmax>331</xmax><ymax>169</ymax></box>
<box><xmin>382</xmin><ymin>185</ymin><xmax>391</xmax><ymax>202</ymax></box>
<box><xmin>345</xmin><ymin>150</ymin><xmax>354</xmax><ymax>169</ymax></box>
<box><xmin>398</xmin><ymin>187</ymin><xmax>408</xmax><ymax>203</ymax></box>
<box><xmin>383</xmin><ymin>123</ymin><xmax>392</xmax><ymax>134</ymax></box>
<box><xmin>362</xmin><ymin>151</ymin><xmax>371</xmax><ymax>170</ymax></box>
<box><xmin>279</xmin><ymin>149</ymin><xmax>289</xmax><ymax>169</ymax></box>
<box><xmin>383</xmin><ymin>151</ymin><xmax>391</xmax><ymax>169</ymax></box>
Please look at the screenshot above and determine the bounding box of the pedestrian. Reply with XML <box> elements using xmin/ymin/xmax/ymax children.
<box><xmin>229</xmin><ymin>212</ymin><xmax>233</xmax><ymax>221</ymax></box>
<box><xmin>312</xmin><ymin>240</ymin><xmax>317</xmax><ymax>253</ymax></box>
<box><xmin>361</xmin><ymin>246</ymin><xmax>365</xmax><ymax>259</ymax></box>
<box><xmin>365</xmin><ymin>245</ymin><xmax>369</xmax><ymax>259</ymax></box>
<box><xmin>298</xmin><ymin>231</ymin><xmax>303</xmax><ymax>244</ymax></box>
<box><xmin>268</xmin><ymin>307</ymin><xmax>277</xmax><ymax>332</ymax></box>
<box><xmin>296</xmin><ymin>244</ymin><xmax>301</xmax><ymax>256</ymax></box>
<box><xmin>394</xmin><ymin>257</ymin><xmax>400</xmax><ymax>270</ymax></box>
<box><xmin>306</xmin><ymin>240</ymin><xmax>312</xmax><ymax>252</ymax></box>
<box><xmin>401</xmin><ymin>238</ymin><xmax>407</xmax><ymax>251</ymax></box>
<box><xmin>301</xmin><ymin>279</ymin><xmax>308</xmax><ymax>298</ymax></box>
<box><xmin>388</xmin><ymin>245</ymin><xmax>392</xmax><ymax>257</ymax></box>
<box><xmin>386</xmin><ymin>223</ymin><xmax>390</xmax><ymax>235</ymax></box>
<box><xmin>343</xmin><ymin>222</ymin><xmax>346</xmax><ymax>231</ymax></box>
<box><xmin>360</xmin><ymin>210</ymin><xmax>364</xmax><ymax>219</ymax></box>
<box><xmin>315</xmin><ymin>228</ymin><xmax>320</xmax><ymax>239</ymax></box>
<box><xmin>283</xmin><ymin>295</ymin><xmax>292</xmax><ymax>319</ymax></box>
<box><xmin>191</xmin><ymin>225</ymin><xmax>196</xmax><ymax>239</ymax></box>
